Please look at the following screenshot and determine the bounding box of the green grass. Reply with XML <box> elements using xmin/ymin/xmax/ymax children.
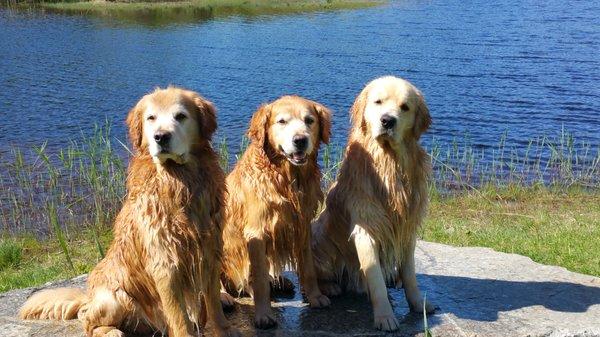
<box><xmin>7</xmin><ymin>0</ymin><xmax>383</xmax><ymax>26</ymax></box>
<box><xmin>422</xmin><ymin>186</ymin><xmax>600</xmax><ymax>277</ymax></box>
<box><xmin>0</xmin><ymin>231</ymin><xmax>111</xmax><ymax>292</ymax></box>
<box><xmin>423</xmin><ymin>292</ymin><xmax>432</xmax><ymax>337</ymax></box>
<box><xmin>0</xmin><ymin>239</ymin><xmax>22</xmax><ymax>271</ymax></box>
<box><xmin>0</xmin><ymin>124</ymin><xmax>598</xmax><ymax>292</ymax></box>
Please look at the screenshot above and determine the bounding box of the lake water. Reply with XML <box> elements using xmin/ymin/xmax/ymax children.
<box><xmin>1</xmin><ymin>0</ymin><xmax>599</xmax><ymax>161</ymax></box>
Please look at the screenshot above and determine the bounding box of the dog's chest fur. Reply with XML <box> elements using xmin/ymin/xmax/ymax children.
<box><xmin>318</xmin><ymin>139</ymin><xmax>429</xmax><ymax>286</ymax></box>
<box><xmin>68</xmin><ymin>88</ymin><xmax>226</xmax><ymax>335</ymax></box>
<box><xmin>263</xmin><ymin>163</ymin><xmax>322</xmax><ymax>273</ymax></box>
<box><xmin>232</xmin><ymin>145</ymin><xmax>323</xmax><ymax>272</ymax></box>
<box><xmin>89</xmin><ymin>156</ymin><xmax>218</xmax><ymax>320</ymax></box>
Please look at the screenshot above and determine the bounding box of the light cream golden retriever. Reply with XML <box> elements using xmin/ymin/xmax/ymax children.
<box><xmin>312</xmin><ymin>76</ymin><xmax>435</xmax><ymax>331</ymax></box>
<box><xmin>220</xmin><ymin>95</ymin><xmax>332</xmax><ymax>329</ymax></box>
<box><xmin>19</xmin><ymin>87</ymin><xmax>240</xmax><ymax>337</ymax></box>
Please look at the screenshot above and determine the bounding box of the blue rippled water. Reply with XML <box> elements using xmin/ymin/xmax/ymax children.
<box><xmin>1</xmin><ymin>0</ymin><xmax>599</xmax><ymax>160</ymax></box>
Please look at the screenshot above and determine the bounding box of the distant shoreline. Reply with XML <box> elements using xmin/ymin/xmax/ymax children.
<box><xmin>5</xmin><ymin>0</ymin><xmax>384</xmax><ymax>23</ymax></box>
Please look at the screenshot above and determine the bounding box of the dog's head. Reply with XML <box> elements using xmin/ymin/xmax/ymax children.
<box><xmin>351</xmin><ymin>76</ymin><xmax>431</xmax><ymax>144</ymax></box>
<box><xmin>247</xmin><ymin>95</ymin><xmax>331</xmax><ymax>166</ymax></box>
<box><xmin>126</xmin><ymin>86</ymin><xmax>217</xmax><ymax>165</ymax></box>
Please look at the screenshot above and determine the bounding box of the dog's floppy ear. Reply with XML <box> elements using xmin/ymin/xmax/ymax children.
<box><xmin>247</xmin><ymin>104</ymin><xmax>271</xmax><ymax>147</ymax></box>
<box><xmin>350</xmin><ymin>85</ymin><xmax>368</xmax><ymax>135</ymax></box>
<box><xmin>126</xmin><ymin>97</ymin><xmax>146</xmax><ymax>153</ymax></box>
<box><xmin>314</xmin><ymin>102</ymin><xmax>332</xmax><ymax>144</ymax></box>
<box><xmin>412</xmin><ymin>89</ymin><xmax>431</xmax><ymax>139</ymax></box>
<box><xmin>190</xmin><ymin>93</ymin><xmax>217</xmax><ymax>140</ymax></box>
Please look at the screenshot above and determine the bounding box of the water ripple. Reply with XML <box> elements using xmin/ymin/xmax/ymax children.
<box><xmin>0</xmin><ymin>0</ymin><xmax>598</xmax><ymax>161</ymax></box>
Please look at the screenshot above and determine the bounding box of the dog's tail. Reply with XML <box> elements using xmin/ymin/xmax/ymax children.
<box><xmin>19</xmin><ymin>288</ymin><xmax>86</xmax><ymax>320</ymax></box>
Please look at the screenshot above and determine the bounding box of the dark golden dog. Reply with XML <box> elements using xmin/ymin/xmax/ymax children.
<box><xmin>220</xmin><ymin>95</ymin><xmax>332</xmax><ymax>328</ymax></box>
<box><xmin>20</xmin><ymin>87</ymin><xmax>240</xmax><ymax>337</ymax></box>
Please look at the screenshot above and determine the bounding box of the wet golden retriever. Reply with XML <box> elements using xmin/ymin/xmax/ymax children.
<box><xmin>20</xmin><ymin>87</ymin><xmax>240</xmax><ymax>337</ymax></box>
<box><xmin>312</xmin><ymin>76</ymin><xmax>435</xmax><ymax>331</ymax></box>
<box><xmin>220</xmin><ymin>95</ymin><xmax>331</xmax><ymax>328</ymax></box>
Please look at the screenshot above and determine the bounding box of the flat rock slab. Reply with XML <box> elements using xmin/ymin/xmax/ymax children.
<box><xmin>1</xmin><ymin>241</ymin><xmax>599</xmax><ymax>337</ymax></box>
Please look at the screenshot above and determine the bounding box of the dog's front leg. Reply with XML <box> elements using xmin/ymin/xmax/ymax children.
<box><xmin>153</xmin><ymin>270</ymin><xmax>194</xmax><ymax>337</ymax></box>
<box><xmin>297</xmin><ymin>237</ymin><xmax>331</xmax><ymax>308</ymax></box>
<box><xmin>247</xmin><ymin>237</ymin><xmax>277</xmax><ymax>329</ymax></box>
<box><xmin>201</xmin><ymin>255</ymin><xmax>241</xmax><ymax>337</ymax></box>
<box><xmin>400</xmin><ymin>236</ymin><xmax>436</xmax><ymax>314</ymax></box>
<box><xmin>353</xmin><ymin>225</ymin><xmax>400</xmax><ymax>332</ymax></box>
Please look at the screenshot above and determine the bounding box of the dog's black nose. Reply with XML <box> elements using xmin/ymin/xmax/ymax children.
<box><xmin>380</xmin><ymin>115</ymin><xmax>397</xmax><ymax>130</ymax></box>
<box><xmin>292</xmin><ymin>135</ymin><xmax>308</xmax><ymax>151</ymax></box>
<box><xmin>154</xmin><ymin>132</ymin><xmax>171</xmax><ymax>147</ymax></box>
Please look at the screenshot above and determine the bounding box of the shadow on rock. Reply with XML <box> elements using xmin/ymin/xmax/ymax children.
<box><xmin>420</xmin><ymin>274</ymin><xmax>600</xmax><ymax>322</ymax></box>
<box><xmin>224</xmin><ymin>283</ymin><xmax>437</xmax><ymax>336</ymax></box>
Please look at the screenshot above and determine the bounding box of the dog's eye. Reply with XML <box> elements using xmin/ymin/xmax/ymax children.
<box><xmin>400</xmin><ymin>103</ymin><xmax>410</xmax><ymax>111</ymax></box>
<box><xmin>175</xmin><ymin>113</ymin><xmax>187</xmax><ymax>122</ymax></box>
<box><xmin>304</xmin><ymin>117</ymin><xmax>315</xmax><ymax>125</ymax></box>
<box><xmin>147</xmin><ymin>115</ymin><xmax>156</xmax><ymax>121</ymax></box>
<box><xmin>277</xmin><ymin>119</ymin><xmax>287</xmax><ymax>125</ymax></box>
<box><xmin>374</xmin><ymin>99</ymin><xmax>383</xmax><ymax>105</ymax></box>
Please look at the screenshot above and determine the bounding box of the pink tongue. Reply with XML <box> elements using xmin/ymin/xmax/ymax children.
<box><xmin>293</xmin><ymin>153</ymin><xmax>305</xmax><ymax>161</ymax></box>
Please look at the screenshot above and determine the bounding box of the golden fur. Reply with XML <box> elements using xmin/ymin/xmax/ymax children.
<box><xmin>20</xmin><ymin>87</ymin><xmax>239</xmax><ymax>337</ymax></box>
<box><xmin>311</xmin><ymin>76</ymin><xmax>435</xmax><ymax>331</ymax></box>
<box><xmin>221</xmin><ymin>95</ymin><xmax>331</xmax><ymax>328</ymax></box>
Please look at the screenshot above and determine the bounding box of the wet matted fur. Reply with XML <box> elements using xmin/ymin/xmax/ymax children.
<box><xmin>311</xmin><ymin>76</ymin><xmax>435</xmax><ymax>332</ymax></box>
<box><xmin>221</xmin><ymin>95</ymin><xmax>332</xmax><ymax>328</ymax></box>
<box><xmin>19</xmin><ymin>87</ymin><xmax>240</xmax><ymax>337</ymax></box>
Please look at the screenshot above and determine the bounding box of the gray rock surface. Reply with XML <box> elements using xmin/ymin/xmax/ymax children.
<box><xmin>1</xmin><ymin>241</ymin><xmax>599</xmax><ymax>337</ymax></box>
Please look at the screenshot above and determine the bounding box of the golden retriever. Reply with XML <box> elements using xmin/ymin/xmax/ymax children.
<box><xmin>220</xmin><ymin>95</ymin><xmax>332</xmax><ymax>328</ymax></box>
<box><xmin>311</xmin><ymin>76</ymin><xmax>435</xmax><ymax>331</ymax></box>
<box><xmin>19</xmin><ymin>87</ymin><xmax>240</xmax><ymax>337</ymax></box>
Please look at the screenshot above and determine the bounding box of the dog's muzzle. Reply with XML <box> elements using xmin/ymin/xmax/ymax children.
<box><xmin>280</xmin><ymin>145</ymin><xmax>308</xmax><ymax>166</ymax></box>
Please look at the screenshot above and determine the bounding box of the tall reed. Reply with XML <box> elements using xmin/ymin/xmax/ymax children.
<box><xmin>427</xmin><ymin>129</ymin><xmax>599</xmax><ymax>197</ymax></box>
<box><xmin>0</xmin><ymin>123</ymin><xmax>597</xmax><ymax>245</ymax></box>
<box><xmin>46</xmin><ymin>201</ymin><xmax>74</xmax><ymax>272</ymax></box>
<box><xmin>0</xmin><ymin>124</ymin><xmax>125</xmax><ymax>258</ymax></box>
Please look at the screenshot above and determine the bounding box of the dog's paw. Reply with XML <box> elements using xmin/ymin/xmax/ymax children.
<box><xmin>91</xmin><ymin>327</ymin><xmax>125</xmax><ymax>337</ymax></box>
<box><xmin>409</xmin><ymin>298</ymin><xmax>437</xmax><ymax>314</ymax></box>
<box><xmin>104</xmin><ymin>330</ymin><xmax>125</xmax><ymax>337</ymax></box>
<box><xmin>308</xmin><ymin>294</ymin><xmax>331</xmax><ymax>308</ymax></box>
<box><xmin>254</xmin><ymin>311</ymin><xmax>277</xmax><ymax>329</ymax></box>
<box><xmin>374</xmin><ymin>314</ymin><xmax>400</xmax><ymax>332</ymax></box>
<box><xmin>220</xmin><ymin>291</ymin><xmax>236</xmax><ymax>311</ymax></box>
<box><xmin>319</xmin><ymin>282</ymin><xmax>342</xmax><ymax>297</ymax></box>
<box><xmin>216</xmin><ymin>327</ymin><xmax>242</xmax><ymax>337</ymax></box>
